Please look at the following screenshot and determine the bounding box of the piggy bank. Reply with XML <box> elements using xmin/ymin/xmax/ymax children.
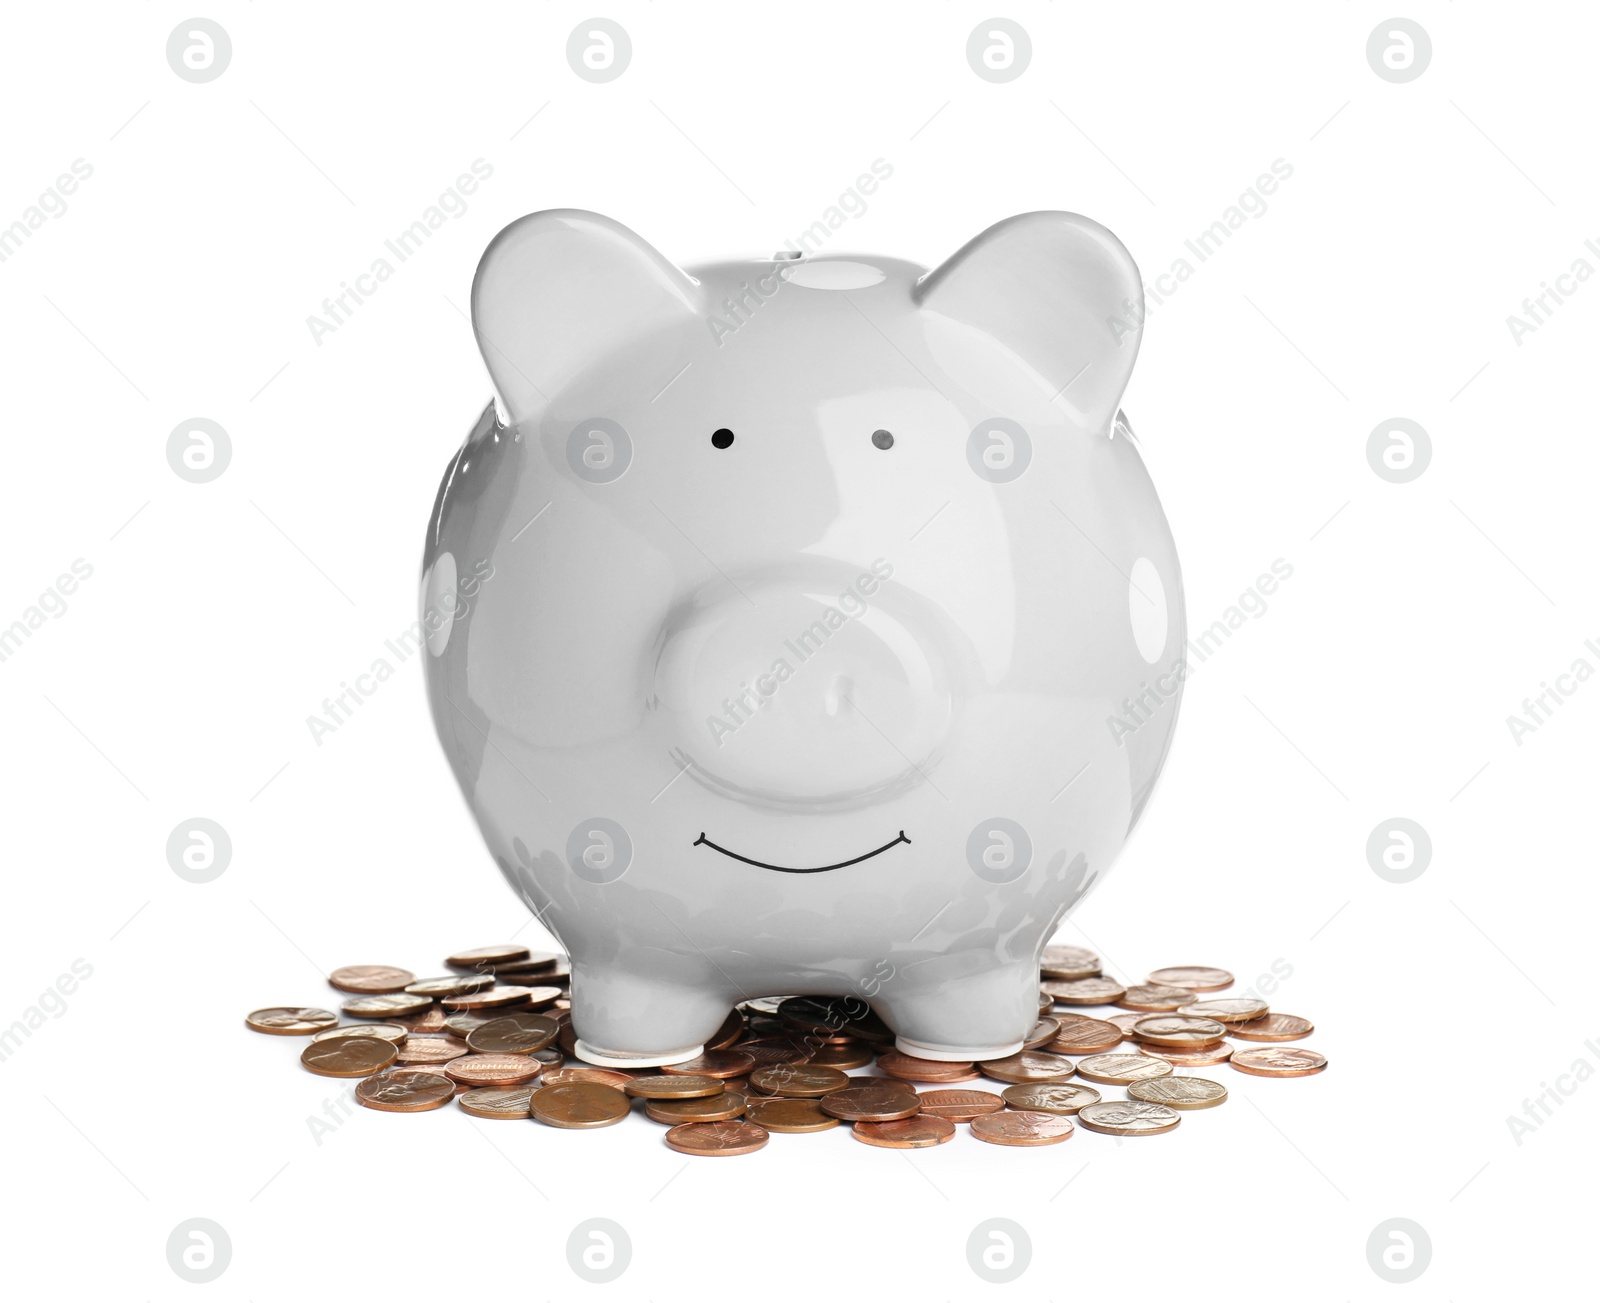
<box><xmin>422</xmin><ymin>209</ymin><xmax>1184</xmax><ymax>1066</ymax></box>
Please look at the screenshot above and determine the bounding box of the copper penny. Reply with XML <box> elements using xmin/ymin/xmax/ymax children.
<box><xmin>917</xmin><ymin>1089</ymin><xmax>1005</xmax><ymax>1121</ymax></box>
<box><xmin>852</xmin><ymin>1117</ymin><xmax>956</xmax><ymax>1148</ymax></box>
<box><xmin>246</xmin><ymin>1007</ymin><xmax>338</xmax><ymax>1036</ymax></box>
<box><xmin>397</xmin><ymin>1006</ymin><xmax>452</xmax><ymax>1036</ymax></box>
<box><xmin>404</xmin><ymin>974</ymin><xmax>494</xmax><ymax>998</ymax></box>
<box><xmin>1117</xmin><ymin>984</ymin><xmax>1197</xmax><ymax>1012</ymax></box>
<box><xmin>646</xmin><ymin>1092</ymin><xmax>749</xmax><ymax>1124</ymax></box>
<box><xmin>310</xmin><ymin>1022</ymin><xmax>407</xmax><ymax>1045</ymax></box>
<box><xmin>342</xmin><ymin>993</ymin><xmax>432</xmax><ymax>1019</ymax></box>
<box><xmin>1229</xmin><ymin>1013</ymin><xmax>1315</xmax><ymax>1042</ymax></box>
<box><xmin>1001</xmin><ymin>1082</ymin><xmax>1101</xmax><ymax>1115</ymax></box>
<box><xmin>805</xmin><ymin>1041</ymin><xmax>874</xmax><ymax>1070</ymax></box>
<box><xmin>1042</xmin><ymin>977</ymin><xmax>1126</xmax><ymax>1006</ymax></box>
<box><xmin>442</xmin><ymin>985</ymin><xmax>557</xmax><ymax>1011</ymax></box>
<box><xmin>1137</xmin><ymin>1041</ymin><xmax>1235</xmax><ymax>1066</ymax></box>
<box><xmin>1040</xmin><ymin>945</ymin><xmax>1101</xmax><ymax>980</ymax></box>
<box><xmin>443</xmin><ymin>1010</ymin><xmax>502</xmax><ymax>1038</ymax></box>
<box><xmin>530</xmin><ymin>1082</ymin><xmax>631</xmax><ymax>1128</ymax></box>
<box><xmin>744</xmin><ymin>1097</ymin><xmax>840</xmax><ymax>1133</ymax></box>
<box><xmin>748</xmin><ymin>1064</ymin><xmax>851</xmax><ymax>1098</ymax></box>
<box><xmin>733</xmin><ymin>1036</ymin><xmax>814</xmax><ymax>1066</ymax></box>
<box><xmin>444</xmin><ymin>1053</ymin><xmax>543</xmax><ymax>1087</ymax></box>
<box><xmin>819</xmin><ymin>1085</ymin><xmax>921</xmax><ymax>1122</ymax></box>
<box><xmin>623</xmin><ymin>1074</ymin><xmax>726</xmax><ymax>1100</ymax></box>
<box><xmin>446</xmin><ymin>944</ymin><xmax>530</xmax><ymax>969</ymax></box>
<box><xmin>1148</xmin><ymin>966</ymin><xmax>1233</xmax><ymax>992</ymax></box>
<box><xmin>665</xmin><ymin>1120</ymin><xmax>769</xmax><ymax>1156</ymax></box>
<box><xmin>1178</xmin><ymin>997</ymin><xmax>1268</xmax><ymax>1024</ymax></box>
<box><xmin>355</xmin><ymin>1069</ymin><xmax>454</xmax><ymax>1112</ymax></box>
<box><xmin>705</xmin><ymin>1009</ymin><xmax>745</xmax><ymax>1050</ymax></box>
<box><xmin>661</xmin><ymin>1050</ymin><xmax>755</xmax><ymax>1079</ymax></box>
<box><xmin>1128</xmin><ymin>1076</ymin><xmax>1228</xmax><ymax>1110</ymax></box>
<box><xmin>1107</xmin><ymin>1012</ymin><xmax>1153</xmax><ymax>1040</ymax></box>
<box><xmin>542</xmin><ymin>1067</ymin><xmax>634</xmax><ymax>1088</ymax></box>
<box><xmin>877</xmin><ymin>1050</ymin><xmax>976</xmax><ymax>1082</ymax></box>
<box><xmin>1076</xmin><ymin>1053</ymin><xmax>1174</xmax><ymax>1085</ymax></box>
<box><xmin>1077</xmin><ymin>1100</ymin><xmax>1181</xmax><ymax>1135</ymax></box>
<box><xmin>300</xmin><ymin>1036</ymin><xmax>398</xmax><ymax>1078</ymax></box>
<box><xmin>1023</xmin><ymin>1017</ymin><xmax>1061</xmax><ymax>1049</ymax></box>
<box><xmin>1048</xmin><ymin>1015</ymin><xmax>1123</xmax><ymax>1055</ymax></box>
<box><xmin>486</xmin><ymin>952</ymin><xmax>560</xmax><ymax>977</ymax></box>
<box><xmin>457</xmin><ymin>1086</ymin><xmax>536</xmax><ymax>1119</ymax></box>
<box><xmin>979</xmin><ymin>1051</ymin><xmax>1076</xmax><ymax>1085</ymax></box>
<box><xmin>776</xmin><ymin>996</ymin><xmax>893</xmax><ymax>1043</ymax></box>
<box><xmin>970</xmin><ymin>1110</ymin><xmax>1075</xmax><ymax>1146</ymax></box>
<box><xmin>328</xmin><ymin>965</ymin><xmax>415</xmax><ymax>994</ymax></box>
<box><xmin>395</xmin><ymin>1036</ymin><xmax>471</xmax><ymax>1066</ymax></box>
<box><xmin>1131</xmin><ymin>1015</ymin><xmax>1229</xmax><ymax>1047</ymax></box>
<box><xmin>466</xmin><ymin>1014</ymin><xmax>560</xmax><ymax>1055</ymax></box>
<box><xmin>1229</xmin><ymin>1047</ymin><xmax>1327</xmax><ymax>1078</ymax></box>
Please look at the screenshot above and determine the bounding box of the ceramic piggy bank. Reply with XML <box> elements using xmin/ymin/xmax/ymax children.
<box><xmin>422</xmin><ymin>209</ymin><xmax>1184</xmax><ymax>1066</ymax></box>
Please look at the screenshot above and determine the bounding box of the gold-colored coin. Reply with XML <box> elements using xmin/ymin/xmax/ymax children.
<box><xmin>970</xmin><ymin>1110</ymin><xmax>1075</xmax><ymax>1146</ymax></box>
<box><xmin>355</xmin><ymin>1069</ymin><xmax>455</xmax><ymax>1112</ymax></box>
<box><xmin>1131</xmin><ymin>1014</ymin><xmax>1229</xmax><ymax>1047</ymax></box>
<box><xmin>1107</xmin><ymin>1012</ymin><xmax>1152</xmax><ymax>1040</ymax></box>
<box><xmin>328</xmin><ymin>965</ymin><xmax>415</xmax><ymax>994</ymax></box>
<box><xmin>1000</xmin><ymin>1082</ymin><xmax>1101</xmax><ymax>1115</ymax></box>
<box><xmin>623</xmin><ymin>1074</ymin><xmax>726</xmax><ymax>1100</ymax></box>
<box><xmin>300</xmin><ymin>1036</ymin><xmax>398</xmax><ymax>1078</ymax></box>
<box><xmin>246</xmin><ymin>1007</ymin><xmax>338</xmax><ymax>1036</ymax></box>
<box><xmin>530</xmin><ymin>1082</ymin><xmax>631</xmax><ymax>1128</ymax></box>
<box><xmin>744</xmin><ymin>1097</ymin><xmax>841</xmax><ymax>1133</ymax></box>
<box><xmin>542</xmin><ymin>1067</ymin><xmax>634</xmax><ymax>1088</ymax></box>
<box><xmin>1229</xmin><ymin>1013</ymin><xmax>1314</xmax><ymax>1042</ymax></box>
<box><xmin>664</xmin><ymin>1120</ymin><xmax>769</xmax><ymax>1156</ymax></box>
<box><xmin>818</xmin><ymin>1084</ymin><xmax>921</xmax><ymax>1122</ymax></box>
<box><xmin>441</xmin><ymin>984</ymin><xmax>558</xmax><ymax>1011</ymax></box>
<box><xmin>1136</xmin><ymin>1041</ymin><xmax>1235</xmax><ymax>1066</ymax></box>
<box><xmin>444</xmin><ymin>1053</ymin><xmax>543</xmax><ymax>1087</ymax></box>
<box><xmin>1128</xmin><ymin>1076</ymin><xmax>1228</xmax><ymax>1110</ymax></box>
<box><xmin>852</xmin><ymin>1117</ymin><xmax>956</xmax><ymax>1148</ymax></box>
<box><xmin>748</xmin><ymin>1064</ymin><xmax>850</xmax><ymax>1097</ymax></box>
<box><xmin>404</xmin><ymin>974</ymin><xmax>494</xmax><ymax>998</ymax></box>
<box><xmin>445</xmin><ymin>944</ymin><xmax>530</xmax><ymax>969</ymax></box>
<box><xmin>805</xmin><ymin>1041</ymin><xmax>874</xmax><ymax>1070</ymax></box>
<box><xmin>341</xmin><ymin>993</ymin><xmax>432</xmax><ymax>1019</ymax></box>
<box><xmin>876</xmin><ymin>1050</ymin><xmax>977</xmax><ymax>1082</ymax></box>
<box><xmin>1117</xmin><ymin>984</ymin><xmax>1196</xmax><ymax>1012</ymax></box>
<box><xmin>310</xmin><ymin>1022</ymin><xmax>407</xmax><ymax>1045</ymax></box>
<box><xmin>1077</xmin><ymin>1100</ymin><xmax>1180</xmax><ymax>1135</ymax></box>
<box><xmin>645</xmin><ymin>1092</ymin><xmax>749</xmax><ymax>1124</ymax></box>
<box><xmin>978</xmin><ymin>1051</ymin><xmax>1076</xmax><ymax>1084</ymax></box>
<box><xmin>466</xmin><ymin>1013</ymin><xmax>560</xmax><ymax>1055</ymax></box>
<box><xmin>1076</xmin><ymin>1053</ymin><xmax>1174</xmax><ymax>1085</ymax></box>
<box><xmin>661</xmin><ymin>1050</ymin><xmax>755</xmax><ymax>1079</ymax></box>
<box><xmin>395</xmin><ymin>1036</ymin><xmax>471</xmax><ymax>1066</ymax></box>
<box><xmin>1048</xmin><ymin>1015</ymin><xmax>1123</xmax><ymax>1055</ymax></box>
<box><xmin>917</xmin><ymin>1089</ymin><xmax>1006</xmax><ymax>1120</ymax></box>
<box><xmin>1042</xmin><ymin>977</ymin><xmax>1126</xmax><ymax>1006</ymax></box>
<box><xmin>457</xmin><ymin>1086</ymin><xmax>536</xmax><ymax>1119</ymax></box>
<box><xmin>705</xmin><ymin>1008</ymin><xmax>745</xmax><ymax>1050</ymax></box>
<box><xmin>1023</xmin><ymin>1017</ymin><xmax>1061</xmax><ymax>1048</ymax></box>
<box><xmin>1148</xmin><ymin>966</ymin><xmax>1233</xmax><ymax>991</ymax></box>
<box><xmin>1040</xmin><ymin>945</ymin><xmax>1101</xmax><ymax>980</ymax></box>
<box><xmin>1229</xmin><ymin>1047</ymin><xmax>1327</xmax><ymax>1078</ymax></box>
<box><xmin>397</xmin><ymin>1006</ymin><xmax>452</xmax><ymax>1035</ymax></box>
<box><xmin>1178</xmin><ymin>997</ymin><xmax>1268</xmax><ymax>1024</ymax></box>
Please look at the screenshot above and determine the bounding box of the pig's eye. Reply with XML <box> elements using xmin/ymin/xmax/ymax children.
<box><xmin>711</xmin><ymin>428</ymin><xmax>735</xmax><ymax>449</ymax></box>
<box><xmin>872</xmin><ymin>429</ymin><xmax>894</xmax><ymax>450</ymax></box>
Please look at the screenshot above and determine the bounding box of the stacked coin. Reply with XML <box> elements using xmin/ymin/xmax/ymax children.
<box><xmin>246</xmin><ymin>948</ymin><xmax>1324</xmax><ymax>1154</ymax></box>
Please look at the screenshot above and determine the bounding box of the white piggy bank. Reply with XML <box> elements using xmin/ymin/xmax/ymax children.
<box><xmin>422</xmin><ymin>209</ymin><xmax>1185</xmax><ymax>1066</ymax></box>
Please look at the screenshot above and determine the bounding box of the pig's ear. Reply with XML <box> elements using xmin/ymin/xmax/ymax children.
<box><xmin>471</xmin><ymin>209</ymin><xmax>702</xmax><ymax>424</ymax></box>
<box><xmin>915</xmin><ymin>212</ymin><xmax>1143</xmax><ymax>433</ymax></box>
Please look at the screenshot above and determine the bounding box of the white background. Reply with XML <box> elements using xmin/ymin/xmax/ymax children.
<box><xmin>1</xmin><ymin>3</ymin><xmax>1594</xmax><ymax>1298</ymax></box>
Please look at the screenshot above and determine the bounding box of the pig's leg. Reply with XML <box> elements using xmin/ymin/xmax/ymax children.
<box><xmin>875</xmin><ymin>955</ymin><xmax>1038</xmax><ymax>1061</ymax></box>
<box><xmin>568</xmin><ymin>963</ymin><xmax>735</xmax><ymax>1068</ymax></box>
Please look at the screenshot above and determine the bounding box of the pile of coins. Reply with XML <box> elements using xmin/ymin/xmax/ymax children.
<box><xmin>247</xmin><ymin>945</ymin><xmax>1325</xmax><ymax>1156</ymax></box>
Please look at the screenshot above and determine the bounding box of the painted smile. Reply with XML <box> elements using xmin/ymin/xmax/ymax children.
<box><xmin>692</xmin><ymin>830</ymin><xmax>910</xmax><ymax>874</ymax></box>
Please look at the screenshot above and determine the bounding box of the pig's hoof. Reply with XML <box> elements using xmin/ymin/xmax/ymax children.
<box><xmin>896</xmin><ymin>1035</ymin><xmax>1025</xmax><ymax>1062</ymax></box>
<box><xmin>574</xmin><ymin>1039</ymin><xmax>705</xmax><ymax>1069</ymax></box>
